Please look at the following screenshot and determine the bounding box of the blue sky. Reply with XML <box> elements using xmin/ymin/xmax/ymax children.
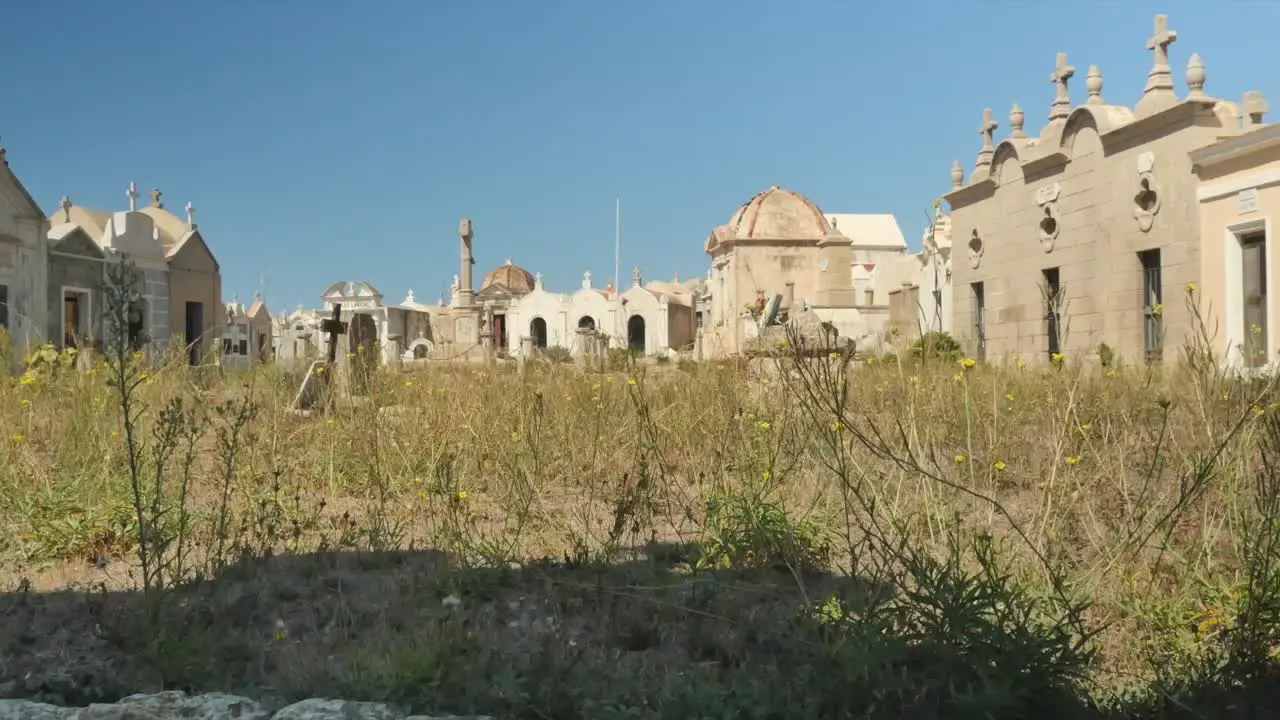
<box><xmin>2</xmin><ymin>1</ymin><xmax>1276</xmax><ymax>311</ymax></box>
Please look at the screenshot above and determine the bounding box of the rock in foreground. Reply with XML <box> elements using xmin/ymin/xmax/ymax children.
<box><xmin>0</xmin><ymin>692</ymin><xmax>491</xmax><ymax>720</ymax></box>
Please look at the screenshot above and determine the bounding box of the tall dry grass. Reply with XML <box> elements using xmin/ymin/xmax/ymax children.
<box><xmin>0</xmin><ymin>282</ymin><xmax>1278</xmax><ymax>718</ymax></box>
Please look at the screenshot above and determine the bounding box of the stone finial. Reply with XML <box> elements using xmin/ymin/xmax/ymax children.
<box><xmin>1010</xmin><ymin>103</ymin><xmax>1026</xmax><ymax>138</ymax></box>
<box><xmin>151</xmin><ymin>188</ymin><xmax>164</xmax><ymax>209</ymax></box>
<box><xmin>1049</xmin><ymin>52</ymin><xmax>1075</xmax><ymax>121</ymax></box>
<box><xmin>458</xmin><ymin>218</ymin><xmax>473</xmax><ymax>241</ymax></box>
<box><xmin>1185</xmin><ymin>54</ymin><xmax>1206</xmax><ymax>100</ymax></box>
<box><xmin>60</xmin><ymin>195</ymin><xmax>72</xmax><ymax>222</ymax></box>
<box><xmin>1086</xmin><ymin>66</ymin><xmax>1104</xmax><ymax>104</ymax></box>
<box><xmin>950</xmin><ymin>159</ymin><xmax>964</xmax><ymax>190</ymax></box>
<box><xmin>632</xmin><ymin>266</ymin><xmax>642</xmax><ymax>287</ymax></box>
<box><xmin>1139</xmin><ymin>14</ymin><xmax>1178</xmax><ymax>105</ymax></box>
<box><xmin>185</xmin><ymin>201</ymin><xmax>197</xmax><ymax>228</ymax></box>
<box><xmin>976</xmin><ymin>109</ymin><xmax>998</xmax><ymax>169</ymax></box>
<box><xmin>127</xmin><ymin>182</ymin><xmax>140</xmax><ymax>212</ymax></box>
<box><xmin>1244</xmin><ymin>91</ymin><xmax>1269</xmax><ymax>127</ymax></box>
<box><xmin>406</xmin><ymin>289</ymin><xmax>415</xmax><ymax>303</ymax></box>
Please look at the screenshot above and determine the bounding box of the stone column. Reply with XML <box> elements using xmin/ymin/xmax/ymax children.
<box><xmin>783</xmin><ymin>282</ymin><xmax>795</xmax><ymax>312</ymax></box>
<box><xmin>573</xmin><ymin>329</ymin><xmax>587</xmax><ymax>362</ymax></box>
<box><xmin>457</xmin><ymin>218</ymin><xmax>475</xmax><ymax>306</ymax></box>
<box><xmin>695</xmin><ymin>328</ymin><xmax>704</xmax><ymax>361</ymax></box>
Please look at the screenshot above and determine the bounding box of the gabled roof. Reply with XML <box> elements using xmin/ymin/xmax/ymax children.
<box><xmin>0</xmin><ymin>158</ymin><xmax>46</xmax><ymax>220</ymax></box>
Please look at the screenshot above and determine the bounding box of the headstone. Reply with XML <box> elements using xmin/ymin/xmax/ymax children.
<box><xmin>761</xmin><ymin>294</ymin><xmax>782</xmax><ymax>326</ymax></box>
<box><xmin>291</xmin><ymin>304</ymin><xmax>347</xmax><ymax>413</ymax></box>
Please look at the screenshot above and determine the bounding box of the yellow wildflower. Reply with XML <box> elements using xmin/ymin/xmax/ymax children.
<box><xmin>955</xmin><ymin>454</ymin><xmax>966</xmax><ymax>463</ymax></box>
<box><xmin>952</xmin><ymin>373</ymin><xmax>963</xmax><ymax>383</ymax></box>
<box><xmin>12</xmin><ymin>435</ymin><xmax>26</xmax><ymax>443</ymax></box>
<box><xmin>456</xmin><ymin>490</ymin><xmax>468</xmax><ymax>500</ymax></box>
<box><xmin>1005</xmin><ymin>392</ymin><xmax>1015</xmax><ymax>402</ymax></box>
<box><xmin>757</xmin><ymin>420</ymin><xmax>770</xmax><ymax>430</ymax></box>
<box><xmin>627</xmin><ymin>378</ymin><xmax>637</xmax><ymax>386</ymax></box>
<box><xmin>762</xmin><ymin>471</ymin><xmax>772</xmax><ymax>481</ymax></box>
<box><xmin>1065</xmin><ymin>455</ymin><xmax>1082</xmax><ymax>466</ymax></box>
<box><xmin>994</xmin><ymin>460</ymin><xmax>1007</xmax><ymax>472</ymax></box>
<box><xmin>20</xmin><ymin>399</ymin><xmax>31</xmax><ymax>408</ymax></box>
<box><xmin>1186</xmin><ymin>282</ymin><xmax>1198</xmax><ymax>294</ymax></box>
<box><xmin>959</xmin><ymin>357</ymin><xmax>976</xmax><ymax>369</ymax></box>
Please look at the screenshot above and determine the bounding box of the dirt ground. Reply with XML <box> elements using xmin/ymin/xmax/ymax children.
<box><xmin>0</xmin><ymin>545</ymin><xmax>869</xmax><ymax>718</ymax></box>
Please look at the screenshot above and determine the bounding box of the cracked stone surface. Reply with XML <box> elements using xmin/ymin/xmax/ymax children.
<box><xmin>0</xmin><ymin>692</ymin><xmax>491</xmax><ymax>720</ymax></box>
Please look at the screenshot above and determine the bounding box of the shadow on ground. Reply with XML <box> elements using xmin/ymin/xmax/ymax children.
<box><xmin>0</xmin><ymin>544</ymin><xmax>1276</xmax><ymax>719</ymax></box>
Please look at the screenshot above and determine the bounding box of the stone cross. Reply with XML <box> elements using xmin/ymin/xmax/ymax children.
<box><xmin>1049</xmin><ymin>52</ymin><xmax>1075</xmax><ymax>121</ymax></box>
<box><xmin>127</xmin><ymin>182</ymin><xmax>139</xmax><ymax>212</ymax></box>
<box><xmin>60</xmin><ymin>196</ymin><xmax>72</xmax><ymax>222</ymax></box>
<box><xmin>979</xmin><ymin>108</ymin><xmax>997</xmax><ymax>149</ymax></box>
<box><xmin>583</xmin><ymin>270</ymin><xmax>592</xmax><ymax>288</ymax></box>
<box><xmin>1147</xmin><ymin>14</ymin><xmax>1177</xmax><ymax>69</ymax></box>
<box><xmin>1141</xmin><ymin>14</ymin><xmax>1178</xmax><ymax>99</ymax></box>
<box><xmin>185</xmin><ymin>201</ymin><xmax>197</xmax><ymax>228</ymax></box>
<box><xmin>151</xmin><ymin>188</ymin><xmax>164</xmax><ymax>209</ymax></box>
<box><xmin>632</xmin><ymin>266</ymin><xmax>642</xmax><ymax>286</ymax></box>
<box><xmin>1244</xmin><ymin>91</ymin><xmax>1269</xmax><ymax>127</ymax></box>
<box><xmin>534</xmin><ymin>271</ymin><xmax>543</xmax><ymax>288</ymax></box>
<box><xmin>320</xmin><ymin>304</ymin><xmax>347</xmax><ymax>363</ymax></box>
<box><xmin>0</xmin><ymin>137</ymin><xmax>7</xmax><ymax>167</ymax></box>
<box><xmin>975</xmin><ymin>109</ymin><xmax>997</xmax><ymax>169</ymax></box>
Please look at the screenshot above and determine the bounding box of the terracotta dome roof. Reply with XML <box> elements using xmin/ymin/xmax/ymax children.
<box><xmin>726</xmin><ymin>186</ymin><xmax>832</xmax><ymax>241</ymax></box>
<box><xmin>482</xmin><ymin>258</ymin><xmax>535</xmax><ymax>293</ymax></box>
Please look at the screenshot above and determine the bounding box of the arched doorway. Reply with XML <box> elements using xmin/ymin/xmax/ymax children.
<box><xmin>530</xmin><ymin>317</ymin><xmax>548</xmax><ymax>348</ymax></box>
<box><xmin>412</xmin><ymin>343</ymin><xmax>429</xmax><ymax>359</ymax></box>
<box><xmin>627</xmin><ymin>314</ymin><xmax>646</xmax><ymax>353</ymax></box>
<box><xmin>347</xmin><ymin>313</ymin><xmax>379</xmax><ymax>395</ymax></box>
<box><xmin>577</xmin><ymin>315</ymin><xmax>596</xmax><ymax>331</ymax></box>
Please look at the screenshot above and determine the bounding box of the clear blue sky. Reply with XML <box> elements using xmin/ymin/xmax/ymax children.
<box><xmin>2</xmin><ymin>1</ymin><xmax>1276</xmax><ymax>311</ymax></box>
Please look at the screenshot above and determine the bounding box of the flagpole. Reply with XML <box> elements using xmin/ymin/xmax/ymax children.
<box><xmin>614</xmin><ymin>197</ymin><xmax>621</xmax><ymax>293</ymax></box>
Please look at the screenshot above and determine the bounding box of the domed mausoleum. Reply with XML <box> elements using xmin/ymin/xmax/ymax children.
<box><xmin>702</xmin><ymin>186</ymin><xmax>908</xmax><ymax>359</ymax></box>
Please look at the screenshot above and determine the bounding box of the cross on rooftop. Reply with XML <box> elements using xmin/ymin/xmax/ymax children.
<box><xmin>320</xmin><ymin>304</ymin><xmax>347</xmax><ymax>363</ymax></box>
<box><xmin>185</xmin><ymin>201</ymin><xmax>197</xmax><ymax>228</ymax></box>
<box><xmin>127</xmin><ymin>182</ymin><xmax>139</xmax><ymax>212</ymax></box>
<box><xmin>978</xmin><ymin>108</ymin><xmax>998</xmax><ymax>149</ymax></box>
<box><xmin>60</xmin><ymin>196</ymin><xmax>72</xmax><ymax>221</ymax></box>
<box><xmin>632</xmin><ymin>266</ymin><xmax>642</xmax><ymax>286</ymax></box>
<box><xmin>1147</xmin><ymin>14</ymin><xmax>1177</xmax><ymax>67</ymax></box>
<box><xmin>1049</xmin><ymin>52</ymin><xmax>1075</xmax><ymax>121</ymax></box>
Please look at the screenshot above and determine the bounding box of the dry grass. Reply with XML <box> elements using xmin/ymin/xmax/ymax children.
<box><xmin>2</xmin><ymin>300</ymin><xmax>1280</xmax><ymax>718</ymax></box>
